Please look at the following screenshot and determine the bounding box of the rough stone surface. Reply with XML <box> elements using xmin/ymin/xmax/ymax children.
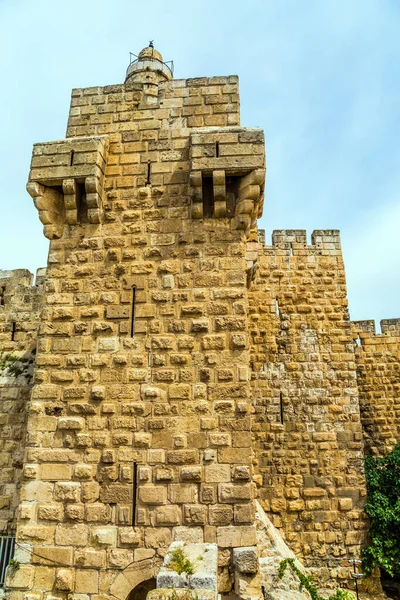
<box><xmin>232</xmin><ymin>546</ymin><xmax>258</xmax><ymax>574</ymax></box>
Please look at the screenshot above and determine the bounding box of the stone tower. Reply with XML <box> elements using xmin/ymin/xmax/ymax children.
<box><xmin>11</xmin><ymin>45</ymin><xmax>267</xmax><ymax>600</ymax></box>
<box><xmin>3</xmin><ymin>45</ymin><xmax>390</xmax><ymax>600</ymax></box>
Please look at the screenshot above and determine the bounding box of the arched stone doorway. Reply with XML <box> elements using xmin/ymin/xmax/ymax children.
<box><xmin>109</xmin><ymin>558</ymin><xmax>162</xmax><ymax>600</ymax></box>
<box><xmin>126</xmin><ymin>578</ymin><xmax>156</xmax><ymax>600</ymax></box>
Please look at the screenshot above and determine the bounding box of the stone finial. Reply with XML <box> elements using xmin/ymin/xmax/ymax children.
<box><xmin>125</xmin><ymin>45</ymin><xmax>173</xmax><ymax>84</ymax></box>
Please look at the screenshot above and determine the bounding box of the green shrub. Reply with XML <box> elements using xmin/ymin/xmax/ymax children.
<box><xmin>279</xmin><ymin>558</ymin><xmax>355</xmax><ymax>600</ymax></box>
<box><xmin>362</xmin><ymin>444</ymin><xmax>400</xmax><ymax>577</ymax></box>
<box><xmin>167</xmin><ymin>547</ymin><xmax>196</xmax><ymax>576</ymax></box>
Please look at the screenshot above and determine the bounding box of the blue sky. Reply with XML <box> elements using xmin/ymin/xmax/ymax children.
<box><xmin>0</xmin><ymin>0</ymin><xmax>399</xmax><ymax>326</ymax></box>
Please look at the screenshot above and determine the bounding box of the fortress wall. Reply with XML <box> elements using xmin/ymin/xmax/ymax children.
<box><xmin>248</xmin><ymin>229</ymin><xmax>370</xmax><ymax>589</ymax></box>
<box><xmin>0</xmin><ymin>269</ymin><xmax>45</xmax><ymax>531</ymax></box>
<box><xmin>352</xmin><ymin>319</ymin><xmax>400</xmax><ymax>455</ymax></box>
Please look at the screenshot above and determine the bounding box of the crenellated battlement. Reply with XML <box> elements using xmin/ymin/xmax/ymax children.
<box><xmin>352</xmin><ymin>318</ymin><xmax>400</xmax><ymax>341</ymax></box>
<box><xmin>255</xmin><ymin>229</ymin><xmax>342</xmax><ymax>256</ymax></box>
<box><xmin>0</xmin><ymin>268</ymin><xmax>46</xmax><ymax>352</ymax></box>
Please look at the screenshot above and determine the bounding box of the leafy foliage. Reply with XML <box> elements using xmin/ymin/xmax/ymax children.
<box><xmin>362</xmin><ymin>444</ymin><xmax>400</xmax><ymax>577</ymax></box>
<box><xmin>167</xmin><ymin>547</ymin><xmax>196</xmax><ymax>576</ymax></box>
<box><xmin>278</xmin><ymin>558</ymin><xmax>355</xmax><ymax>600</ymax></box>
<box><xmin>0</xmin><ymin>354</ymin><xmax>29</xmax><ymax>377</ymax></box>
<box><xmin>9</xmin><ymin>559</ymin><xmax>20</xmax><ymax>571</ymax></box>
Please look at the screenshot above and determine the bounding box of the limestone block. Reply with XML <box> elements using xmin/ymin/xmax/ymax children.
<box><xmin>144</xmin><ymin>527</ymin><xmax>172</xmax><ymax>549</ymax></box>
<box><xmin>91</xmin><ymin>385</ymin><xmax>106</xmax><ymax>401</ymax></box>
<box><xmin>55</xmin><ymin>482</ymin><xmax>81</xmax><ymax>503</ymax></box>
<box><xmin>55</xmin><ymin>523</ymin><xmax>89</xmax><ymax>546</ymax></box>
<box><xmin>155</xmin><ymin>505</ymin><xmax>181</xmax><ymax>525</ymax></box>
<box><xmin>30</xmin><ymin>546</ymin><xmax>73</xmax><ymax>566</ymax></box>
<box><xmin>38</xmin><ymin>504</ymin><xmax>63</xmax><ymax>521</ymax></box>
<box><xmin>100</xmin><ymin>483</ymin><xmax>131</xmax><ymax>503</ymax></box>
<box><xmin>118</xmin><ymin>528</ymin><xmax>141</xmax><ymax>546</ymax></box>
<box><xmin>75</xmin><ymin>549</ymin><xmax>106</xmax><ymax>568</ymax></box>
<box><xmin>183</xmin><ymin>505</ymin><xmax>207</xmax><ymax>525</ymax></box>
<box><xmin>74</xmin><ymin>464</ymin><xmax>93</xmax><ymax>479</ymax></box>
<box><xmin>139</xmin><ymin>486</ymin><xmax>167</xmax><ymax>504</ymax></box>
<box><xmin>180</xmin><ymin>466</ymin><xmax>202</xmax><ymax>482</ymax></box>
<box><xmin>86</xmin><ymin>503</ymin><xmax>111</xmax><ymax>523</ymax></box>
<box><xmin>209</xmin><ymin>506</ymin><xmax>233</xmax><ymax>526</ymax></box>
<box><xmin>60</xmin><ymin>505</ymin><xmax>82</xmax><ymax>527</ymax></box>
<box><xmin>234</xmin><ymin>503</ymin><xmax>255</xmax><ymax>524</ymax></box>
<box><xmin>58</xmin><ymin>417</ymin><xmax>84</xmax><ymax>430</ymax></box>
<box><xmin>167</xmin><ymin>450</ymin><xmax>198</xmax><ymax>464</ymax></box>
<box><xmin>13</xmin><ymin>543</ymin><xmax>32</xmax><ymax>565</ymax></box>
<box><xmin>232</xmin><ymin>546</ymin><xmax>259</xmax><ymax>574</ymax></box>
<box><xmin>205</xmin><ymin>464</ymin><xmax>231</xmax><ymax>483</ymax></box>
<box><xmin>155</xmin><ymin>468</ymin><xmax>174</xmax><ymax>482</ymax></box>
<box><xmin>55</xmin><ymin>569</ymin><xmax>74</xmax><ymax>591</ymax></box>
<box><xmin>6</xmin><ymin>565</ymin><xmax>35</xmax><ymax>589</ymax></box>
<box><xmin>219</xmin><ymin>483</ymin><xmax>252</xmax><ymax>503</ymax></box>
<box><xmin>169</xmin><ymin>484</ymin><xmax>198</xmax><ymax>504</ymax></box>
<box><xmin>19</xmin><ymin>525</ymin><xmax>54</xmax><ymax>543</ymax></box>
<box><xmin>92</xmin><ymin>527</ymin><xmax>117</xmax><ymax>546</ymax></box>
<box><xmin>173</xmin><ymin>527</ymin><xmax>204</xmax><ymax>544</ymax></box>
<box><xmin>40</xmin><ymin>463</ymin><xmax>72</xmax><ymax>480</ymax></box>
<box><xmin>75</xmin><ymin>569</ymin><xmax>99</xmax><ymax>594</ymax></box>
<box><xmin>216</xmin><ymin>525</ymin><xmax>257</xmax><ymax>548</ymax></box>
<box><xmin>98</xmin><ymin>337</ymin><xmax>119</xmax><ymax>352</ymax></box>
<box><xmin>107</xmin><ymin>548</ymin><xmax>134</xmax><ymax>569</ymax></box>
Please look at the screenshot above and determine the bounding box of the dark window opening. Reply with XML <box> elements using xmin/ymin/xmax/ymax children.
<box><xmin>70</xmin><ymin>150</ymin><xmax>75</xmax><ymax>166</ymax></box>
<box><xmin>279</xmin><ymin>392</ymin><xmax>284</xmax><ymax>424</ymax></box>
<box><xmin>146</xmin><ymin>162</ymin><xmax>151</xmax><ymax>186</ymax></box>
<box><xmin>202</xmin><ymin>176</ymin><xmax>214</xmax><ymax>218</ymax></box>
<box><xmin>0</xmin><ymin>536</ymin><xmax>15</xmax><ymax>587</ymax></box>
<box><xmin>130</xmin><ymin>287</ymin><xmax>136</xmax><ymax>337</ymax></box>
<box><xmin>126</xmin><ymin>578</ymin><xmax>156</xmax><ymax>600</ymax></box>
<box><xmin>11</xmin><ymin>322</ymin><xmax>16</xmax><ymax>342</ymax></box>
<box><xmin>279</xmin><ymin>392</ymin><xmax>284</xmax><ymax>425</ymax></box>
<box><xmin>76</xmin><ymin>182</ymin><xmax>88</xmax><ymax>224</ymax></box>
<box><xmin>0</xmin><ymin>287</ymin><xmax>4</xmax><ymax>306</ymax></box>
<box><xmin>132</xmin><ymin>462</ymin><xmax>138</xmax><ymax>526</ymax></box>
<box><xmin>215</xmin><ymin>141</ymin><xmax>220</xmax><ymax>157</ymax></box>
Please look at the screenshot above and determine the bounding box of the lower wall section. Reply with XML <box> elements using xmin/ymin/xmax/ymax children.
<box><xmin>249</xmin><ymin>230</ymin><xmax>369</xmax><ymax>589</ymax></box>
<box><xmin>0</xmin><ymin>377</ymin><xmax>31</xmax><ymax>533</ymax></box>
<box><xmin>352</xmin><ymin>319</ymin><xmax>400</xmax><ymax>456</ymax></box>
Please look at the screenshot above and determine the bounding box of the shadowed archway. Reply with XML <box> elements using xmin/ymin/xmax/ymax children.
<box><xmin>126</xmin><ymin>578</ymin><xmax>156</xmax><ymax>600</ymax></box>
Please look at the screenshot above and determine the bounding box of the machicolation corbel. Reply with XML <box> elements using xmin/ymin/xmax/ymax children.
<box><xmin>27</xmin><ymin>135</ymin><xmax>109</xmax><ymax>239</ymax></box>
<box><xmin>189</xmin><ymin>127</ymin><xmax>265</xmax><ymax>234</ymax></box>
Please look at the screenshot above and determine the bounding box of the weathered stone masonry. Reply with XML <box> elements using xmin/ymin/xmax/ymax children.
<box><xmin>0</xmin><ymin>45</ymin><xmax>398</xmax><ymax>599</ymax></box>
<box><xmin>0</xmin><ymin>269</ymin><xmax>45</xmax><ymax>533</ymax></box>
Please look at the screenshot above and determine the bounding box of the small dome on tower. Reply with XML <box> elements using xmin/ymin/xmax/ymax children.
<box><xmin>138</xmin><ymin>46</ymin><xmax>163</xmax><ymax>63</ymax></box>
<box><xmin>125</xmin><ymin>43</ymin><xmax>173</xmax><ymax>84</ymax></box>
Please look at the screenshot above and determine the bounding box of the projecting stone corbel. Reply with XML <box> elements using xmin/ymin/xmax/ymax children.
<box><xmin>85</xmin><ymin>176</ymin><xmax>102</xmax><ymax>224</ymax></box>
<box><xmin>233</xmin><ymin>168</ymin><xmax>265</xmax><ymax>233</ymax></box>
<box><xmin>27</xmin><ymin>135</ymin><xmax>108</xmax><ymax>239</ymax></box>
<box><xmin>63</xmin><ymin>178</ymin><xmax>78</xmax><ymax>225</ymax></box>
<box><xmin>190</xmin><ymin>171</ymin><xmax>203</xmax><ymax>219</ymax></box>
<box><xmin>27</xmin><ymin>182</ymin><xmax>65</xmax><ymax>240</ymax></box>
<box><xmin>213</xmin><ymin>170</ymin><xmax>226</xmax><ymax>218</ymax></box>
<box><xmin>189</xmin><ymin>126</ymin><xmax>266</xmax><ymax>230</ymax></box>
